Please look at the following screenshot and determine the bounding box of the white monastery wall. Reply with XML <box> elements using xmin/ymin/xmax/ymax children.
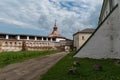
<box><xmin>74</xmin><ymin>5</ymin><xmax>120</xmax><ymax>59</ymax></box>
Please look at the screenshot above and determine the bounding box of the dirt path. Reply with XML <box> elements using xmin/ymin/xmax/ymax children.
<box><xmin>0</xmin><ymin>52</ymin><xmax>68</xmax><ymax>80</ymax></box>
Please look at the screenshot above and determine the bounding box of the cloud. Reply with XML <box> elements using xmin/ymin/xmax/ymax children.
<box><xmin>0</xmin><ymin>17</ymin><xmax>40</xmax><ymax>30</ymax></box>
<box><xmin>0</xmin><ymin>0</ymin><xmax>103</xmax><ymax>39</ymax></box>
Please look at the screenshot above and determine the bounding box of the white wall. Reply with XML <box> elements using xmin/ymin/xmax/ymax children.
<box><xmin>100</xmin><ymin>0</ymin><xmax>118</xmax><ymax>23</ymax></box>
<box><xmin>73</xmin><ymin>34</ymin><xmax>79</xmax><ymax>49</ymax></box>
<box><xmin>74</xmin><ymin>4</ymin><xmax>120</xmax><ymax>59</ymax></box>
<box><xmin>56</xmin><ymin>38</ymin><xmax>65</xmax><ymax>42</ymax></box>
<box><xmin>113</xmin><ymin>1</ymin><xmax>120</xmax><ymax>58</ymax></box>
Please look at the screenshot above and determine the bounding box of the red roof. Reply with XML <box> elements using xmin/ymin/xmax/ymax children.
<box><xmin>48</xmin><ymin>24</ymin><xmax>64</xmax><ymax>38</ymax></box>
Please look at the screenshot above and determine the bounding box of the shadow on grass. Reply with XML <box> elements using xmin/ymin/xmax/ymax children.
<box><xmin>40</xmin><ymin>51</ymin><xmax>120</xmax><ymax>80</ymax></box>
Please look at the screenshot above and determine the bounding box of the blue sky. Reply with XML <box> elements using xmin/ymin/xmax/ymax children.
<box><xmin>0</xmin><ymin>0</ymin><xmax>103</xmax><ymax>39</ymax></box>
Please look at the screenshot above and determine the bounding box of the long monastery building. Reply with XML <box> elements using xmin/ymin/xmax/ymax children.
<box><xmin>0</xmin><ymin>22</ymin><xmax>72</xmax><ymax>52</ymax></box>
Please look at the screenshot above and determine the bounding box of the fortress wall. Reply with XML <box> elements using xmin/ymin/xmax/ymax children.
<box><xmin>0</xmin><ymin>39</ymin><xmax>62</xmax><ymax>52</ymax></box>
<box><xmin>74</xmin><ymin>5</ymin><xmax>120</xmax><ymax>59</ymax></box>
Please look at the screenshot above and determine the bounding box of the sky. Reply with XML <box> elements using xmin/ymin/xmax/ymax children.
<box><xmin>0</xmin><ymin>0</ymin><xmax>103</xmax><ymax>39</ymax></box>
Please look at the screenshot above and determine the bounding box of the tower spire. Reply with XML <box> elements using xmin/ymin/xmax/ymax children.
<box><xmin>48</xmin><ymin>20</ymin><xmax>64</xmax><ymax>38</ymax></box>
<box><xmin>55</xmin><ymin>19</ymin><xmax>57</xmax><ymax>26</ymax></box>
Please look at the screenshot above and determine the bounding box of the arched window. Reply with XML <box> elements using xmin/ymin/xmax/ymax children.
<box><xmin>5</xmin><ymin>42</ymin><xmax>8</xmax><ymax>44</ymax></box>
<box><xmin>5</xmin><ymin>42</ymin><xmax>8</xmax><ymax>46</ymax></box>
<box><xmin>10</xmin><ymin>42</ymin><xmax>12</xmax><ymax>45</ymax></box>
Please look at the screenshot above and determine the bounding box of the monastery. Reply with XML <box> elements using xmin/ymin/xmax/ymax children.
<box><xmin>0</xmin><ymin>22</ymin><xmax>73</xmax><ymax>52</ymax></box>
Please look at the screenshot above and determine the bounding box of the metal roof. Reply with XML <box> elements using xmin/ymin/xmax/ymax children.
<box><xmin>80</xmin><ymin>28</ymin><xmax>95</xmax><ymax>33</ymax></box>
<box><xmin>73</xmin><ymin>28</ymin><xmax>95</xmax><ymax>36</ymax></box>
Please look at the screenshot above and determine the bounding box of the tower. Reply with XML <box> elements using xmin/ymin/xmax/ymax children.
<box><xmin>48</xmin><ymin>20</ymin><xmax>64</xmax><ymax>38</ymax></box>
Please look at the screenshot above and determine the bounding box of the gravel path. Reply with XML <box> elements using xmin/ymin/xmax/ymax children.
<box><xmin>0</xmin><ymin>52</ymin><xmax>68</xmax><ymax>80</ymax></box>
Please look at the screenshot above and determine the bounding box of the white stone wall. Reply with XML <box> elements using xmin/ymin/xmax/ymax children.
<box><xmin>0</xmin><ymin>39</ymin><xmax>62</xmax><ymax>52</ymax></box>
<box><xmin>74</xmin><ymin>3</ymin><xmax>120</xmax><ymax>59</ymax></box>
<box><xmin>101</xmin><ymin>0</ymin><xmax>110</xmax><ymax>21</ymax></box>
<box><xmin>113</xmin><ymin>0</ymin><xmax>120</xmax><ymax>58</ymax></box>
<box><xmin>73</xmin><ymin>34</ymin><xmax>79</xmax><ymax>50</ymax></box>
<box><xmin>25</xmin><ymin>41</ymin><xmax>55</xmax><ymax>47</ymax></box>
<box><xmin>0</xmin><ymin>40</ymin><xmax>22</xmax><ymax>52</ymax></box>
<box><xmin>100</xmin><ymin>0</ymin><xmax>118</xmax><ymax>23</ymax></box>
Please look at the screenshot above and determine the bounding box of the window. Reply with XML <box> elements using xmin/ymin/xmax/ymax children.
<box><xmin>29</xmin><ymin>36</ymin><xmax>35</xmax><ymax>40</ymax></box>
<box><xmin>0</xmin><ymin>34</ymin><xmax>6</xmax><ymax>39</ymax></box>
<box><xmin>48</xmin><ymin>38</ymin><xmax>51</xmax><ymax>41</ymax></box>
<box><xmin>10</xmin><ymin>42</ymin><xmax>12</xmax><ymax>44</ymax></box>
<box><xmin>9</xmin><ymin>35</ymin><xmax>17</xmax><ymax>39</ymax></box>
<box><xmin>106</xmin><ymin>11</ymin><xmax>108</xmax><ymax>16</ymax></box>
<box><xmin>19</xmin><ymin>43</ymin><xmax>21</xmax><ymax>45</ymax></box>
<box><xmin>37</xmin><ymin>37</ymin><xmax>42</xmax><ymax>40</ymax></box>
<box><xmin>20</xmin><ymin>36</ymin><xmax>27</xmax><ymax>39</ymax></box>
<box><xmin>5</xmin><ymin>42</ymin><xmax>8</xmax><ymax>44</ymax></box>
<box><xmin>5</xmin><ymin>42</ymin><xmax>8</xmax><ymax>46</ymax></box>
<box><xmin>109</xmin><ymin>0</ymin><xmax>114</xmax><ymax>11</ymax></box>
<box><xmin>52</xmin><ymin>38</ymin><xmax>56</xmax><ymax>41</ymax></box>
<box><xmin>82</xmin><ymin>36</ymin><xmax>85</xmax><ymax>40</ymax></box>
<box><xmin>43</xmin><ymin>37</ymin><xmax>46</xmax><ymax>40</ymax></box>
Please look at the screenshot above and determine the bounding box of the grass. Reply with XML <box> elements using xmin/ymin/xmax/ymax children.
<box><xmin>0</xmin><ymin>50</ymin><xmax>59</xmax><ymax>68</ymax></box>
<box><xmin>40</xmin><ymin>52</ymin><xmax>120</xmax><ymax>80</ymax></box>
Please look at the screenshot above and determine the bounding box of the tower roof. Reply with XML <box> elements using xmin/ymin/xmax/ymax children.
<box><xmin>48</xmin><ymin>20</ymin><xmax>64</xmax><ymax>38</ymax></box>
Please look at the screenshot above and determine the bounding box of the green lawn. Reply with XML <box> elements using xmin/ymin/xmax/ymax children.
<box><xmin>0</xmin><ymin>50</ymin><xmax>59</xmax><ymax>68</ymax></box>
<box><xmin>40</xmin><ymin>52</ymin><xmax>120</xmax><ymax>80</ymax></box>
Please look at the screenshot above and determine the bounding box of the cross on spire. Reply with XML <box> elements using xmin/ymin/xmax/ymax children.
<box><xmin>55</xmin><ymin>19</ymin><xmax>57</xmax><ymax>26</ymax></box>
<box><xmin>48</xmin><ymin>19</ymin><xmax>64</xmax><ymax>38</ymax></box>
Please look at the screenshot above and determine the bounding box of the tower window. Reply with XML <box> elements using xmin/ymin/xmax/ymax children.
<box><xmin>82</xmin><ymin>36</ymin><xmax>85</xmax><ymax>40</ymax></box>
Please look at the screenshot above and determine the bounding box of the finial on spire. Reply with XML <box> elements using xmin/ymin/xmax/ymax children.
<box><xmin>48</xmin><ymin>19</ymin><xmax>64</xmax><ymax>38</ymax></box>
<box><xmin>55</xmin><ymin>19</ymin><xmax>57</xmax><ymax>26</ymax></box>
